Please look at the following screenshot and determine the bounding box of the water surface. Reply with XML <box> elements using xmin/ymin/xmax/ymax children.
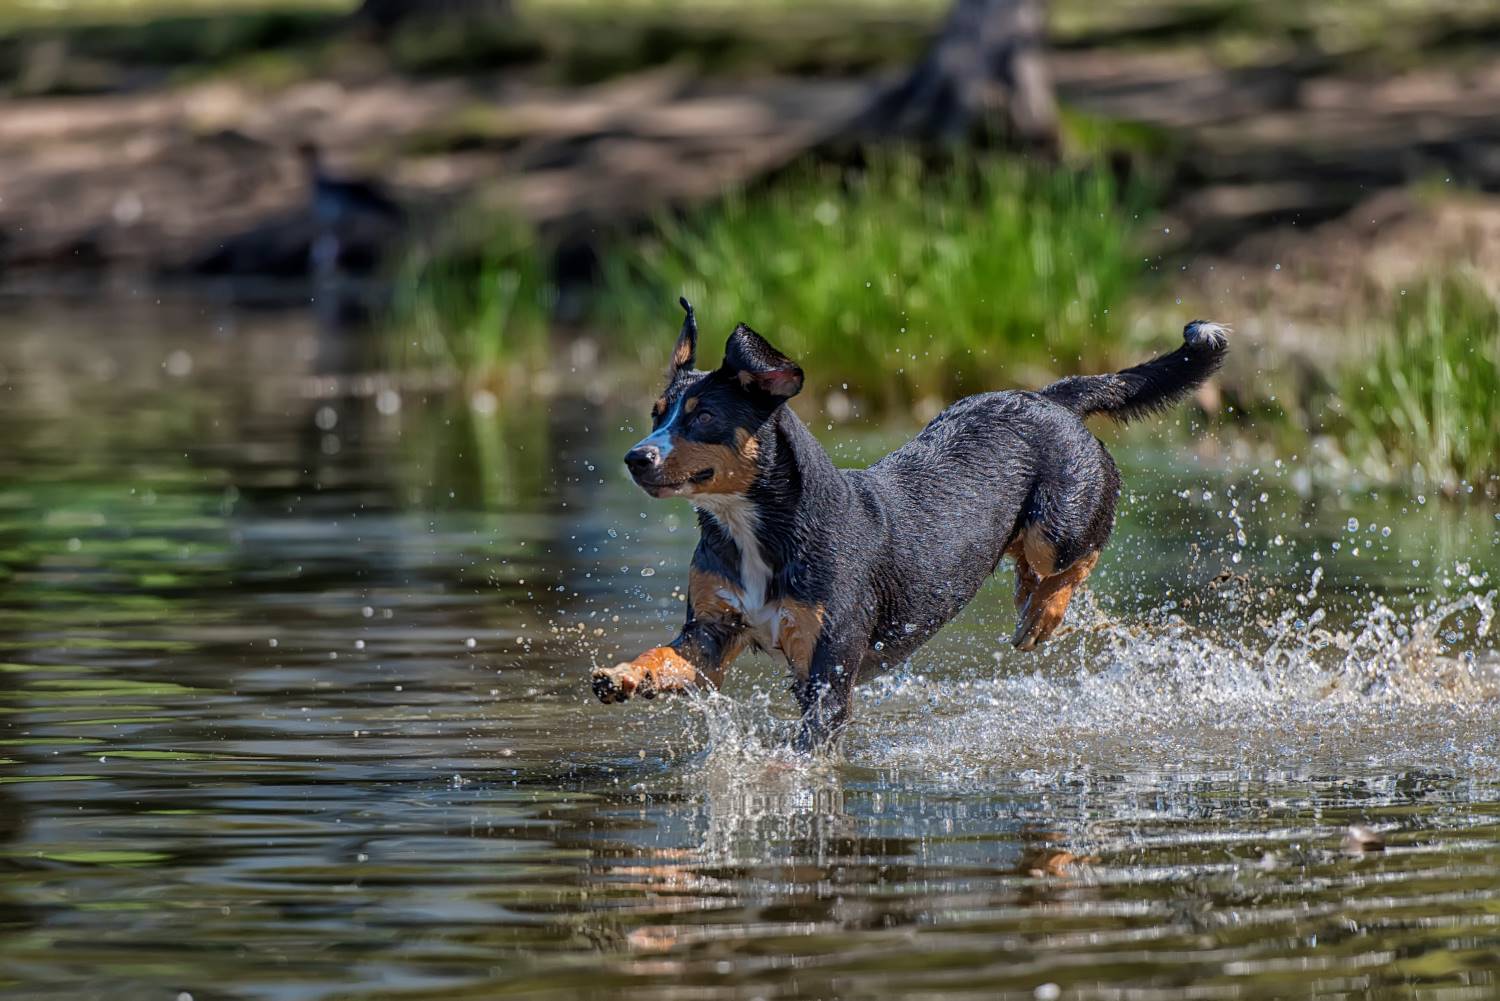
<box><xmin>2</xmin><ymin>297</ymin><xmax>1498</xmax><ymax>1000</ymax></box>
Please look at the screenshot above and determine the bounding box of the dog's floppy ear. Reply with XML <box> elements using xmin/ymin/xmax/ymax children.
<box><xmin>722</xmin><ymin>323</ymin><xmax>804</xmax><ymax>399</ymax></box>
<box><xmin>669</xmin><ymin>296</ymin><xmax>697</xmax><ymax>373</ymax></box>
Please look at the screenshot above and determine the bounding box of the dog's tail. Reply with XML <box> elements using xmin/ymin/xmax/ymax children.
<box><xmin>1039</xmin><ymin>320</ymin><xmax>1229</xmax><ymax>424</ymax></box>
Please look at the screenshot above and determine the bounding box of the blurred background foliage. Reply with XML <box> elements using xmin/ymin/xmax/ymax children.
<box><xmin>4</xmin><ymin>0</ymin><xmax>1500</xmax><ymax>490</ymax></box>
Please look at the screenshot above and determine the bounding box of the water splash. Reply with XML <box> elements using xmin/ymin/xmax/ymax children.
<box><xmin>859</xmin><ymin>584</ymin><xmax>1499</xmax><ymax>781</ymax></box>
<box><xmin>669</xmin><ymin>690</ymin><xmax>852</xmax><ymax>861</ymax></box>
<box><xmin>671</xmin><ymin>582</ymin><xmax>1499</xmax><ymax>788</ymax></box>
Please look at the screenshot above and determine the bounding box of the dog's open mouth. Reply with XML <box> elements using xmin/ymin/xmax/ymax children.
<box><xmin>640</xmin><ymin>468</ymin><xmax>714</xmax><ymax>496</ymax></box>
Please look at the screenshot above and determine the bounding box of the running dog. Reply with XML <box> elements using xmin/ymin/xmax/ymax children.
<box><xmin>593</xmin><ymin>298</ymin><xmax>1228</xmax><ymax>748</ymax></box>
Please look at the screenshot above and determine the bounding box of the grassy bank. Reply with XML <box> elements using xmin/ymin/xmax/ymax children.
<box><xmin>1337</xmin><ymin>278</ymin><xmax>1500</xmax><ymax>488</ymax></box>
<box><xmin>600</xmin><ymin>154</ymin><xmax>1153</xmax><ymax>409</ymax></box>
<box><xmin>385</xmin><ymin>158</ymin><xmax>1500</xmax><ymax>490</ymax></box>
<box><xmin>386</xmin><ymin>151</ymin><xmax>1155</xmax><ymax>405</ymax></box>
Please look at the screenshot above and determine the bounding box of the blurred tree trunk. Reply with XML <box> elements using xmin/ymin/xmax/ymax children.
<box><xmin>861</xmin><ymin>0</ymin><xmax>1057</xmax><ymax>152</ymax></box>
<box><xmin>355</xmin><ymin>0</ymin><xmax>513</xmax><ymax>31</ymax></box>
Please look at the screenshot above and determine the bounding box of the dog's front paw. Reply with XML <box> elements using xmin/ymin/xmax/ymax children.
<box><xmin>592</xmin><ymin>663</ymin><xmax>657</xmax><ymax>703</ymax></box>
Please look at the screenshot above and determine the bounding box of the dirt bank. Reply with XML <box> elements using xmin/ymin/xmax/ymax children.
<box><xmin>4</xmin><ymin>40</ymin><xmax>1500</xmax><ymax>287</ymax></box>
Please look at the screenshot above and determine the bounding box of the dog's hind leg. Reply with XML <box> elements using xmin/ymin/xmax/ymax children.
<box><xmin>1013</xmin><ymin>551</ymin><xmax>1099</xmax><ymax>650</ymax></box>
<box><xmin>1010</xmin><ymin>444</ymin><xmax>1118</xmax><ymax>651</ymax></box>
<box><xmin>1006</xmin><ymin>536</ymin><xmax>1042</xmax><ymax>618</ymax></box>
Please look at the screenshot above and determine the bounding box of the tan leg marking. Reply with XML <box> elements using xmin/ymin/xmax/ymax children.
<box><xmin>592</xmin><ymin>569</ymin><xmax>751</xmax><ymax>703</ymax></box>
<box><xmin>1014</xmin><ymin>551</ymin><xmax>1099</xmax><ymax>651</ymax></box>
<box><xmin>686</xmin><ymin>567</ymin><xmax>750</xmax><ymax>687</ymax></box>
<box><xmin>593</xmin><ymin>646</ymin><xmax>702</xmax><ymax>703</ymax></box>
<box><xmin>776</xmin><ymin>599</ymin><xmax>825</xmax><ymax>682</ymax></box>
<box><xmin>689</xmin><ymin>567</ymin><xmax>741</xmax><ymax>619</ymax></box>
<box><xmin>1021</xmin><ymin>523</ymin><xmax>1060</xmax><ymax>577</ymax></box>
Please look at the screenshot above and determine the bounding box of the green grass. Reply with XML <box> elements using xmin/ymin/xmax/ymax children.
<box><xmin>597</xmin><ymin>153</ymin><xmax>1154</xmax><ymax>409</ymax></box>
<box><xmin>384</xmin><ymin>172</ymin><xmax>1500</xmax><ymax>490</ymax></box>
<box><xmin>386</xmin><ymin>213</ymin><xmax>553</xmax><ymax>384</ymax></box>
<box><xmin>385</xmin><ymin>150</ymin><xmax>1156</xmax><ymax>412</ymax></box>
<box><xmin>1338</xmin><ymin>277</ymin><xmax>1500</xmax><ymax>488</ymax></box>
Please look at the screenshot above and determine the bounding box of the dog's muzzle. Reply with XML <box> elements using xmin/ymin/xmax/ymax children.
<box><xmin>624</xmin><ymin>444</ymin><xmax>662</xmax><ymax>479</ymax></box>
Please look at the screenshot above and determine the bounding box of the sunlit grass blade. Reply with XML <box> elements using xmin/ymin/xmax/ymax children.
<box><xmin>1340</xmin><ymin>277</ymin><xmax>1500</xmax><ymax>486</ymax></box>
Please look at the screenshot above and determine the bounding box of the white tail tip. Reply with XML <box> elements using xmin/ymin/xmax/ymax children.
<box><xmin>1184</xmin><ymin>320</ymin><xmax>1230</xmax><ymax>350</ymax></box>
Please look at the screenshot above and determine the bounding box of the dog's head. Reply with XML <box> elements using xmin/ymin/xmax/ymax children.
<box><xmin>624</xmin><ymin>297</ymin><xmax>803</xmax><ymax>500</ymax></box>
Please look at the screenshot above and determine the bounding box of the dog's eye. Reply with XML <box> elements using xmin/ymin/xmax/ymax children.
<box><xmin>691</xmin><ymin>410</ymin><xmax>714</xmax><ymax>429</ymax></box>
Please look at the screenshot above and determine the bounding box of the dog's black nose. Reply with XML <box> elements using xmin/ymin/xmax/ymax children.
<box><xmin>624</xmin><ymin>446</ymin><xmax>660</xmax><ymax>476</ymax></box>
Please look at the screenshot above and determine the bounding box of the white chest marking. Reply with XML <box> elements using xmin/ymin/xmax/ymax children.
<box><xmin>693</xmin><ymin>493</ymin><xmax>782</xmax><ymax>648</ymax></box>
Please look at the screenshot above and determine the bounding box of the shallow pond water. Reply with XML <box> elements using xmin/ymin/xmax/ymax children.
<box><xmin>1</xmin><ymin>296</ymin><xmax>1498</xmax><ymax>1001</ymax></box>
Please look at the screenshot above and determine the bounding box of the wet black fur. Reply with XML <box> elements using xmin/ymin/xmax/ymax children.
<box><xmin>623</xmin><ymin>302</ymin><xmax>1228</xmax><ymax>748</ymax></box>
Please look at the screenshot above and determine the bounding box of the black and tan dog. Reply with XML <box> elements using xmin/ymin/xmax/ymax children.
<box><xmin>593</xmin><ymin>298</ymin><xmax>1228</xmax><ymax>747</ymax></box>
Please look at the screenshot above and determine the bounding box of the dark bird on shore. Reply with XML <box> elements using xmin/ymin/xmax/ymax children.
<box><xmin>300</xmin><ymin>142</ymin><xmax>401</xmax><ymax>223</ymax></box>
<box><xmin>298</xmin><ymin>142</ymin><xmax>403</xmax><ymax>275</ymax></box>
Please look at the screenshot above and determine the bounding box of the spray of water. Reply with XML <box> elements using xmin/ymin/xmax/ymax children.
<box><xmin>675</xmin><ymin>580</ymin><xmax>1499</xmax><ymax>788</ymax></box>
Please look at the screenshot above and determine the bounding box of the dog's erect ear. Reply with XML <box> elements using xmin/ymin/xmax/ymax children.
<box><xmin>722</xmin><ymin>323</ymin><xmax>804</xmax><ymax>399</ymax></box>
<box><xmin>670</xmin><ymin>296</ymin><xmax>697</xmax><ymax>374</ymax></box>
